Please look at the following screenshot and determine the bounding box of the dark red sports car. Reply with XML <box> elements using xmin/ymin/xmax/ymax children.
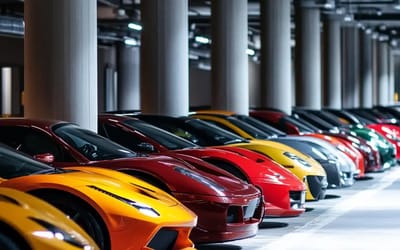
<box><xmin>98</xmin><ymin>114</ymin><xmax>307</xmax><ymax>217</ymax></box>
<box><xmin>0</xmin><ymin>118</ymin><xmax>264</xmax><ymax>244</ymax></box>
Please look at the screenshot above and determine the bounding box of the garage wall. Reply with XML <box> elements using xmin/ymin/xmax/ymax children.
<box><xmin>0</xmin><ymin>36</ymin><xmax>23</xmax><ymax>66</ymax></box>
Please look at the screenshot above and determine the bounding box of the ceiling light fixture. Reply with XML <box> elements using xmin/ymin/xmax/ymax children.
<box><xmin>128</xmin><ymin>22</ymin><xmax>142</xmax><ymax>31</ymax></box>
<box><xmin>343</xmin><ymin>0</ymin><xmax>353</xmax><ymax>22</ymax></box>
<box><xmin>323</xmin><ymin>0</ymin><xmax>335</xmax><ymax>9</ymax></box>
<box><xmin>344</xmin><ymin>13</ymin><xmax>353</xmax><ymax>22</ymax></box>
<box><xmin>124</xmin><ymin>37</ymin><xmax>138</xmax><ymax>46</ymax></box>
<box><xmin>246</xmin><ymin>48</ymin><xmax>255</xmax><ymax>56</ymax></box>
<box><xmin>394</xmin><ymin>0</ymin><xmax>400</xmax><ymax>10</ymax></box>
<box><xmin>194</xmin><ymin>36</ymin><xmax>210</xmax><ymax>44</ymax></box>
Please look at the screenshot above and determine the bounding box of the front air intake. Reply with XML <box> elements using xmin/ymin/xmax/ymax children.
<box><xmin>147</xmin><ymin>228</ymin><xmax>178</xmax><ymax>250</ymax></box>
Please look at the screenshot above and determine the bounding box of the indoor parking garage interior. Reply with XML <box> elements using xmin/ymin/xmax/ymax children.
<box><xmin>0</xmin><ymin>0</ymin><xmax>400</xmax><ymax>249</ymax></box>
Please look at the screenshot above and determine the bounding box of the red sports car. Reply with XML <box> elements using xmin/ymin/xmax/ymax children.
<box><xmin>98</xmin><ymin>114</ymin><xmax>307</xmax><ymax>217</ymax></box>
<box><xmin>0</xmin><ymin>118</ymin><xmax>264</xmax><ymax>244</ymax></box>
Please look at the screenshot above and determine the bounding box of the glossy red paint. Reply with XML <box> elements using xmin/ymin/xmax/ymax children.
<box><xmin>98</xmin><ymin>114</ymin><xmax>307</xmax><ymax>218</ymax></box>
<box><xmin>0</xmin><ymin>118</ymin><xmax>264</xmax><ymax>244</ymax></box>
<box><xmin>249</xmin><ymin>110</ymin><xmax>314</xmax><ymax>135</ymax></box>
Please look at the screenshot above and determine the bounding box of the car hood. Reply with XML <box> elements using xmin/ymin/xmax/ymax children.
<box><xmin>175</xmin><ymin>146</ymin><xmax>305</xmax><ymax>189</ymax></box>
<box><xmin>88</xmin><ymin>155</ymin><xmax>261</xmax><ymax>198</ymax></box>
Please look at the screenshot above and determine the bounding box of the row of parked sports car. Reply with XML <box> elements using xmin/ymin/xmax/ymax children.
<box><xmin>0</xmin><ymin>105</ymin><xmax>399</xmax><ymax>249</ymax></box>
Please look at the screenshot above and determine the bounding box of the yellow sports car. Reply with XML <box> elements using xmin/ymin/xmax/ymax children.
<box><xmin>0</xmin><ymin>187</ymin><xmax>98</xmax><ymax>250</ymax></box>
<box><xmin>137</xmin><ymin>112</ymin><xmax>327</xmax><ymax>201</ymax></box>
<box><xmin>0</xmin><ymin>144</ymin><xmax>197</xmax><ymax>250</ymax></box>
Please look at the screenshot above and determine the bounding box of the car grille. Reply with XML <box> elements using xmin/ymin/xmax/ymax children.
<box><xmin>147</xmin><ymin>228</ymin><xmax>178</xmax><ymax>250</ymax></box>
<box><xmin>226</xmin><ymin>198</ymin><xmax>260</xmax><ymax>223</ymax></box>
<box><xmin>289</xmin><ymin>190</ymin><xmax>305</xmax><ymax>208</ymax></box>
<box><xmin>306</xmin><ymin>175</ymin><xmax>327</xmax><ymax>200</ymax></box>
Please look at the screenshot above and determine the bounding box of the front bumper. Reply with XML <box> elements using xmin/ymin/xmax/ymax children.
<box><xmin>174</xmin><ymin>193</ymin><xmax>264</xmax><ymax>243</ymax></box>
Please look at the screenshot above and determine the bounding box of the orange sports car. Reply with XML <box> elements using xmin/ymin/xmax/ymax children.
<box><xmin>0</xmin><ymin>144</ymin><xmax>197</xmax><ymax>250</ymax></box>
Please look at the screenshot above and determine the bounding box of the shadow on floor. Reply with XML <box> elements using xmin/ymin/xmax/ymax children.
<box><xmin>258</xmin><ymin>221</ymin><xmax>289</xmax><ymax>229</ymax></box>
<box><xmin>324</xmin><ymin>194</ymin><xmax>341</xmax><ymax>199</ymax></box>
<box><xmin>196</xmin><ymin>244</ymin><xmax>242</xmax><ymax>250</ymax></box>
<box><xmin>305</xmin><ymin>207</ymin><xmax>315</xmax><ymax>212</ymax></box>
<box><xmin>355</xmin><ymin>175</ymin><xmax>374</xmax><ymax>181</ymax></box>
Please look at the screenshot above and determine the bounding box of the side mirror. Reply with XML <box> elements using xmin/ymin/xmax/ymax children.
<box><xmin>34</xmin><ymin>153</ymin><xmax>55</xmax><ymax>164</ymax></box>
<box><xmin>136</xmin><ymin>142</ymin><xmax>155</xmax><ymax>152</ymax></box>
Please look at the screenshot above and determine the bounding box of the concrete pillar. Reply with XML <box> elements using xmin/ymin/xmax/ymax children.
<box><xmin>342</xmin><ymin>26</ymin><xmax>360</xmax><ymax>108</ymax></box>
<box><xmin>98</xmin><ymin>45</ymin><xmax>117</xmax><ymax>113</ymax></box>
<box><xmin>140</xmin><ymin>0</ymin><xmax>189</xmax><ymax>116</ymax></box>
<box><xmin>211</xmin><ymin>0</ymin><xmax>248</xmax><ymax>115</ymax></box>
<box><xmin>360</xmin><ymin>30</ymin><xmax>373</xmax><ymax>108</ymax></box>
<box><xmin>372</xmin><ymin>38</ymin><xmax>379</xmax><ymax>105</ymax></box>
<box><xmin>260</xmin><ymin>0</ymin><xmax>292</xmax><ymax>114</ymax></box>
<box><xmin>322</xmin><ymin>15</ymin><xmax>341</xmax><ymax>109</ymax></box>
<box><xmin>118</xmin><ymin>45</ymin><xmax>140</xmax><ymax>110</ymax></box>
<box><xmin>294</xmin><ymin>1</ymin><xmax>322</xmax><ymax>109</ymax></box>
<box><xmin>389</xmin><ymin>50</ymin><xmax>395</xmax><ymax>104</ymax></box>
<box><xmin>1</xmin><ymin>67</ymin><xmax>11</xmax><ymax>116</ymax></box>
<box><xmin>394</xmin><ymin>54</ymin><xmax>400</xmax><ymax>102</ymax></box>
<box><xmin>25</xmin><ymin>0</ymin><xmax>97</xmax><ymax>131</ymax></box>
<box><xmin>377</xmin><ymin>41</ymin><xmax>389</xmax><ymax>106</ymax></box>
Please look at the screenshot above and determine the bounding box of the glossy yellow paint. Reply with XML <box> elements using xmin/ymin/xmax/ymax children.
<box><xmin>0</xmin><ymin>187</ymin><xmax>98</xmax><ymax>250</ymax></box>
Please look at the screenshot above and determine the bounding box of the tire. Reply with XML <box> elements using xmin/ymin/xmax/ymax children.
<box><xmin>0</xmin><ymin>222</ymin><xmax>30</xmax><ymax>250</ymax></box>
<box><xmin>0</xmin><ymin>233</ymin><xmax>22</xmax><ymax>250</ymax></box>
<box><xmin>30</xmin><ymin>190</ymin><xmax>110</xmax><ymax>250</ymax></box>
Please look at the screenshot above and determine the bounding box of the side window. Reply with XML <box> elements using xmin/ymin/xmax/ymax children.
<box><xmin>0</xmin><ymin>126</ymin><xmax>74</xmax><ymax>162</ymax></box>
<box><xmin>19</xmin><ymin>130</ymin><xmax>62</xmax><ymax>159</ymax></box>
<box><xmin>0</xmin><ymin>126</ymin><xmax>26</xmax><ymax>149</ymax></box>
<box><xmin>102</xmin><ymin>124</ymin><xmax>145</xmax><ymax>151</ymax></box>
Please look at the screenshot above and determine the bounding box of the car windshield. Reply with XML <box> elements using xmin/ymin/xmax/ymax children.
<box><xmin>186</xmin><ymin>119</ymin><xmax>247</xmax><ymax>145</ymax></box>
<box><xmin>123</xmin><ymin>119</ymin><xmax>198</xmax><ymax>150</ymax></box>
<box><xmin>234</xmin><ymin>115</ymin><xmax>286</xmax><ymax>137</ymax></box>
<box><xmin>53</xmin><ymin>124</ymin><xmax>137</xmax><ymax>160</ymax></box>
<box><xmin>282</xmin><ymin>116</ymin><xmax>316</xmax><ymax>133</ymax></box>
<box><xmin>224</xmin><ymin>116</ymin><xmax>271</xmax><ymax>139</ymax></box>
<box><xmin>0</xmin><ymin>144</ymin><xmax>55</xmax><ymax>179</ymax></box>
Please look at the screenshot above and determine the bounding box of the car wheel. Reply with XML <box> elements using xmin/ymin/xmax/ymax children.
<box><xmin>30</xmin><ymin>190</ymin><xmax>110</xmax><ymax>250</ymax></box>
<box><xmin>0</xmin><ymin>222</ymin><xmax>30</xmax><ymax>250</ymax></box>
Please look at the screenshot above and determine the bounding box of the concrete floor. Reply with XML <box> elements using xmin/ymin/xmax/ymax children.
<box><xmin>198</xmin><ymin>166</ymin><xmax>400</xmax><ymax>250</ymax></box>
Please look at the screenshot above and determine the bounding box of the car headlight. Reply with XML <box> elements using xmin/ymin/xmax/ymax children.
<box><xmin>88</xmin><ymin>185</ymin><xmax>160</xmax><ymax>217</ymax></box>
<box><xmin>174</xmin><ymin>166</ymin><xmax>225</xmax><ymax>191</ymax></box>
<box><xmin>283</xmin><ymin>152</ymin><xmax>311</xmax><ymax>168</ymax></box>
<box><xmin>30</xmin><ymin>217</ymin><xmax>96</xmax><ymax>249</ymax></box>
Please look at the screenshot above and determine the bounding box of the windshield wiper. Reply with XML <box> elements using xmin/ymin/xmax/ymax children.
<box><xmin>223</xmin><ymin>138</ymin><xmax>247</xmax><ymax>145</ymax></box>
<box><xmin>32</xmin><ymin>167</ymin><xmax>65</xmax><ymax>175</ymax></box>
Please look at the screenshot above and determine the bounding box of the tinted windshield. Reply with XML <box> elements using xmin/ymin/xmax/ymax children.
<box><xmin>53</xmin><ymin>124</ymin><xmax>136</xmax><ymax>160</ymax></box>
<box><xmin>123</xmin><ymin>120</ymin><xmax>198</xmax><ymax>150</ymax></box>
<box><xmin>187</xmin><ymin>119</ymin><xmax>247</xmax><ymax>145</ymax></box>
<box><xmin>224</xmin><ymin>116</ymin><xmax>271</xmax><ymax>139</ymax></box>
<box><xmin>234</xmin><ymin>115</ymin><xmax>286</xmax><ymax>137</ymax></box>
<box><xmin>0</xmin><ymin>145</ymin><xmax>54</xmax><ymax>179</ymax></box>
<box><xmin>283</xmin><ymin>116</ymin><xmax>316</xmax><ymax>133</ymax></box>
